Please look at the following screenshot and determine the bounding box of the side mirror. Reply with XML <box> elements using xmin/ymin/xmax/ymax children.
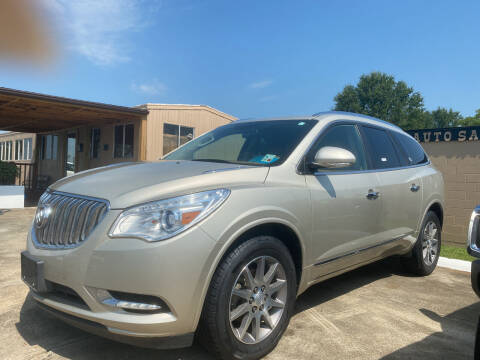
<box><xmin>311</xmin><ymin>146</ymin><xmax>356</xmax><ymax>169</ymax></box>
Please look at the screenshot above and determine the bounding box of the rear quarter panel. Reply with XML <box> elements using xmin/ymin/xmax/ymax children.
<box><xmin>419</xmin><ymin>164</ymin><xmax>445</xmax><ymax>234</ymax></box>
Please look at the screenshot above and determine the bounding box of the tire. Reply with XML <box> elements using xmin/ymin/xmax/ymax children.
<box><xmin>402</xmin><ymin>211</ymin><xmax>441</xmax><ymax>276</ymax></box>
<box><xmin>198</xmin><ymin>236</ymin><xmax>297</xmax><ymax>360</ymax></box>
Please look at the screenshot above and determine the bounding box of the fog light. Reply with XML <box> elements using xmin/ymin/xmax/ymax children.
<box><xmin>89</xmin><ymin>287</ymin><xmax>168</xmax><ymax>314</ymax></box>
<box><xmin>102</xmin><ymin>297</ymin><xmax>162</xmax><ymax>311</ymax></box>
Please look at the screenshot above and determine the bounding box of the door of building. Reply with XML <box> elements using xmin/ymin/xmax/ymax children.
<box><xmin>65</xmin><ymin>133</ymin><xmax>76</xmax><ymax>176</ymax></box>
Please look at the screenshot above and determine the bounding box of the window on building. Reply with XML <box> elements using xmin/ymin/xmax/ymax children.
<box><xmin>114</xmin><ymin>124</ymin><xmax>134</xmax><ymax>158</ymax></box>
<box><xmin>0</xmin><ymin>142</ymin><xmax>4</xmax><ymax>161</ymax></box>
<box><xmin>15</xmin><ymin>140</ymin><xmax>23</xmax><ymax>160</ymax></box>
<box><xmin>361</xmin><ymin>126</ymin><xmax>400</xmax><ymax>169</ymax></box>
<box><xmin>5</xmin><ymin>141</ymin><xmax>12</xmax><ymax>161</ymax></box>
<box><xmin>23</xmin><ymin>138</ymin><xmax>32</xmax><ymax>160</ymax></box>
<box><xmin>90</xmin><ymin>128</ymin><xmax>101</xmax><ymax>159</ymax></box>
<box><xmin>40</xmin><ymin>135</ymin><xmax>58</xmax><ymax>160</ymax></box>
<box><xmin>163</xmin><ymin>123</ymin><xmax>195</xmax><ymax>155</ymax></box>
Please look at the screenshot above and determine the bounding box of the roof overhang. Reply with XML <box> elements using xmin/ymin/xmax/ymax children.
<box><xmin>0</xmin><ymin>87</ymin><xmax>148</xmax><ymax>133</ymax></box>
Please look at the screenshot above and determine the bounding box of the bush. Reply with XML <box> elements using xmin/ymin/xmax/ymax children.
<box><xmin>0</xmin><ymin>160</ymin><xmax>19</xmax><ymax>185</ymax></box>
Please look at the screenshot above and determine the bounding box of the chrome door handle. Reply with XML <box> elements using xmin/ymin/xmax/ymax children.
<box><xmin>366</xmin><ymin>189</ymin><xmax>380</xmax><ymax>200</ymax></box>
<box><xmin>410</xmin><ymin>184</ymin><xmax>420</xmax><ymax>192</ymax></box>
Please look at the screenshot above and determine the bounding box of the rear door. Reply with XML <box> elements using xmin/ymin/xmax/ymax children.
<box><xmin>390</xmin><ymin>130</ymin><xmax>429</xmax><ymax>233</ymax></box>
<box><xmin>360</xmin><ymin>126</ymin><xmax>424</xmax><ymax>243</ymax></box>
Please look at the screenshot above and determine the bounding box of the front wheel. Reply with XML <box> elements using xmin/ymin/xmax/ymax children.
<box><xmin>198</xmin><ymin>236</ymin><xmax>297</xmax><ymax>360</ymax></box>
<box><xmin>402</xmin><ymin>211</ymin><xmax>441</xmax><ymax>276</ymax></box>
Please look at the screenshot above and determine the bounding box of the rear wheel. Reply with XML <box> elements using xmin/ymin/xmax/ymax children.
<box><xmin>198</xmin><ymin>236</ymin><xmax>297</xmax><ymax>360</ymax></box>
<box><xmin>402</xmin><ymin>211</ymin><xmax>441</xmax><ymax>276</ymax></box>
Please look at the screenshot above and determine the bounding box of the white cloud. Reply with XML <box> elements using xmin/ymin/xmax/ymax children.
<box><xmin>40</xmin><ymin>0</ymin><xmax>160</xmax><ymax>66</ymax></box>
<box><xmin>249</xmin><ymin>80</ymin><xmax>273</xmax><ymax>89</ymax></box>
<box><xmin>131</xmin><ymin>79</ymin><xmax>167</xmax><ymax>96</ymax></box>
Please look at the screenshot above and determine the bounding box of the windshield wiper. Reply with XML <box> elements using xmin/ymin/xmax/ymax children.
<box><xmin>191</xmin><ymin>159</ymin><xmax>233</xmax><ymax>164</ymax></box>
<box><xmin>191</xmin><ymin>159</ymin><xmax>266</xmax><ymax>166</ymax></box>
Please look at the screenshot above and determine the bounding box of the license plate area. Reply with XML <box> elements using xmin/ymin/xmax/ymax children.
<box><xmin>21</xmin><ymin>251</ymin><xmax>49</xmax><ymax>293</ymax></box>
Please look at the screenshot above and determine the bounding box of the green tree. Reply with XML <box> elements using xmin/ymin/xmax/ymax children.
<box><xmin>458</xmin><ymin>109</ymin><xmax>480</xmax><ymax>126</ymax></box>
<box><xmin>424</xmin><ymin>107</ymin><xmax>463</xmax><ymax>128</ymax></box>
<box><xmin>0</xmin><ymin>160</ymin><xmax>19</xmax><ymax>185</ymax></box>
<box><xmin>334</xmin><ymin>72</ymin><xmax>427</xmax><ymax>129</ymax></box>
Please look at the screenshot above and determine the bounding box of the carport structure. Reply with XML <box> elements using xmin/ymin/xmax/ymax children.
<box><xmin>0</xmin><ymin>87</ymin><xmax>148</xmax><ymax>201</ymax></box>
<box><xmin>0</xmin><ymin>86</ymin><xmax>148</xmax><ymax>149</ymax></box>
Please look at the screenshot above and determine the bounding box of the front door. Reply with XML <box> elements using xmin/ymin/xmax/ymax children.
<box><xmin>305</xmin><ymin>123</ymin><xmax>382</xmax><ymax>281</ymax></box>
<box><xmin>65</xmin><ymin>133</ymin><xmax>76</xmax><ymax>177</ymax></box>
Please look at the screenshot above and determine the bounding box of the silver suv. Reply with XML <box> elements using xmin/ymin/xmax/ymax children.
<box><xmin>21</xmin><ymin>112</ymin><xmax>444</xmax><ymax>360</ymax></box>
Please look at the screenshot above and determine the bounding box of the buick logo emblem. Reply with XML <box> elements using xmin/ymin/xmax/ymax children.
<box><xmin>34</xmin><ymin>204</ymin><xmax>51</xmax><ymax>229</ymax></box>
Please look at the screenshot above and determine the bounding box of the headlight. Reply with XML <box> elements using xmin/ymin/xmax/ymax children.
<box><xmin>109</xmin><ymin>189</ymin><xmax>230</xmax><ymax>242</ymax></box>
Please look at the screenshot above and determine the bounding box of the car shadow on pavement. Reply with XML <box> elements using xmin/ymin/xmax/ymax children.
<box><xmin>380</xmin><ymin>305</ymin><xmax>480</xmax><ymax>359</ymax></box>
<box><xmin>16</xmin><ymin>293</ymin><xmax>214</xmax><ymax>360</ymax></box>
<box><xmin>294</xmin><ymin>257</ymin><xmax>409</xmax><ymax>315</ymax></box>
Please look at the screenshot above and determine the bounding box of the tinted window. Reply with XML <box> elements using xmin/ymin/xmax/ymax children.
<box><xmin>90</xmin><ymin>128</ymin><xmax>101</xmax><ymax>159</ymax></box>
<box><xmin>114</xmin><ymin>124</ymin><xmax>134</xmax><ymax>158</ymax></box>
<box><xmin>391</xmin><ymin>132</ymin><xmax>428</xmax><ymax>165</ymax></box>
<box><xmin>309</xmin><ymin>124</ymin><xmax>367</xmax><ymax>171</ymax></box>
<box><xmin>361</xmin><ymin>126</ymin><xmax>400</xmax><ymax>169</ymax></box>
<box><xmin>124</xmin><ymin>124</ymin><xmax>134</xmax><ymax>158</ymax></box>
<box><xmin>165</xmin><ymin>120</ymin><xmax>317</xmax><ymax>166</ymax></box>
<box><xmin>163</xmin><ymin>124</ymin><xmax>195</xmax><ymax>155</ymax></box>
<box><xmin>180</xmin><ymin>126</ymin><xmax>194</xmax><ymax>146</ymax></box>
<box><xmin>163</xmin><ymin>123</ymin><xmax>179</xmax><ymax>155</ymax></box>
<box><xmin>114</xmin><ymin>125</ymin><xmax>124</xmax><ymax>158</ymax></box>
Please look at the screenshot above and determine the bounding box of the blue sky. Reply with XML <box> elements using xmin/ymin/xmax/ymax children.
<box><xmin>1</xmin><ymin>0</ymin><xmax>480</xmax><ymax>120</ymax></box>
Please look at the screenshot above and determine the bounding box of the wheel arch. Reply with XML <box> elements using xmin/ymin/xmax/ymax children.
<box><xmin>193</xmin><ymin>219</ymin><xmax>306</xmax><ymax>331</ymax></box>
<box><xmin>428</xmin><ymin>202</ymin><xmax>444</xmax><ymax>228</ymax></box>
<box><xmin>221</xmin><ymin>222</ymin><xmax>304</xmax><ymax>287</ymax></box>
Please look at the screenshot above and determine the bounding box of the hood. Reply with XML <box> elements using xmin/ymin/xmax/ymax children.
<box><xmin>50</xmin><ymin>160</ymin><xmax>269</xmax><ymax>208</ymax></box>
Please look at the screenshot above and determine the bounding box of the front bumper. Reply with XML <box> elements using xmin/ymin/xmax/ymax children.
<box><xmin>24</xmin><ymin>209</ymin><xmax>219</xmax><ymax>346</ymax></box>
<box><xmin>36</xmin><ymin>301</ymin><xmax>194</xmax><ymax>349</ymax></box>
<box><xmin>468</xmin><ymin>207</ymin><xmax>480</xmax><ymax>297</ymax></box>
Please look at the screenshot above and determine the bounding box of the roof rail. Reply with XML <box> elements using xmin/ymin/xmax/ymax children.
<box><xmin>312</xmin><ymin>111</ymin><xmax>402</xmax><ymax>130</ymax></box>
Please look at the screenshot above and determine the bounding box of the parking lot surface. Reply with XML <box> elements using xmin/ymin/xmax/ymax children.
<box><xmin>1</xmin><ymin>208</ymin><xmax>478</xmax><ymax>360</ymax></box>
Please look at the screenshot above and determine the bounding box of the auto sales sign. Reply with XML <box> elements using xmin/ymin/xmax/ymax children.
<box><xmin>406</xmin><ymin>126</ymin><xmax>480</xmax><ymax>143</ymax></box>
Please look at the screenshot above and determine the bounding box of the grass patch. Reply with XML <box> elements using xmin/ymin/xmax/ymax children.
<box><xmin>440</xmin><ymin>244</ymin><xmax>476</xmax><ymax>262</ymax></box>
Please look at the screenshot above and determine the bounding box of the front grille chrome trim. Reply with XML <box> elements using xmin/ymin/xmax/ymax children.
<box><xmin>33</xmin><ymin>190</ymin><xmax>110</xmax><ymax>250</ymax></box>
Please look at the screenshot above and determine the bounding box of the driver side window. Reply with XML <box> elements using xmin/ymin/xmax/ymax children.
<box><xmin>309</xmin><ymin>124</ymin><xmax>367</xmax><ymax>171</ymax></box>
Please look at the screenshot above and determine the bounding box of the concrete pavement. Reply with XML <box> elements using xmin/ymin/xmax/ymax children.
<box><xmin>1</xmin><ymin>208</ymin><xmax>478</xmax><ymax>359</ymax></box>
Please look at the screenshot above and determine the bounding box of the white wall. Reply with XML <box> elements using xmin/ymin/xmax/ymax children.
<box><xmin>0</xmin><ymin>186</ymin><xmax>24</xmax><ymax>208</ymax></box>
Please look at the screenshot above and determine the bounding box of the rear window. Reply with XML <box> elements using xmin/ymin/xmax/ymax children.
<box><xmin>361</xmin><ymin>126</ymin><xmax>401</xmax><ymax>169</ymax></box>
<box><xmin>391</xmin><ymin>132</ymin><xmax>428</xmax><ymax>166</ymax></box>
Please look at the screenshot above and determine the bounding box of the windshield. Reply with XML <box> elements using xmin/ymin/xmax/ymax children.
<box><xmin>164</xmin><ymin>119</ymin><xmax>317</xmax><ymax>166</ymax></box>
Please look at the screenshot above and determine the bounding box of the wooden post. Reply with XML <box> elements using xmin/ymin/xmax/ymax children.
<box><xmin>139</xmin><ymin>115</ymin><xmax>148</xmax><ymax>161</ymax></box>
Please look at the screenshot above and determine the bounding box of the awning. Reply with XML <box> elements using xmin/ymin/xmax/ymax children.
<box><xmin>0</xmin><ymin>87</ymin><xmax>148</xmax><ymax>133</ymax></box>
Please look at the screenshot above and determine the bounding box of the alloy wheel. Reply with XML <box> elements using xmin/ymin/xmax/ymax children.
<box><xmin>229</xmin><ymin>256</ymin><xmax>288</xmax><ymax>344</ymax></box>
<box><xmin>422</xmin><ymin>221</ymin><xmax>439</xmax><ymax>266</ymax></box>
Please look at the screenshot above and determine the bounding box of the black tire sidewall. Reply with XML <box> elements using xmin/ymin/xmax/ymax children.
<box><xmin>414</xmin><ymin>211</ymin><xmax>442</xmax><ymax>275</ymax></box>
<box><xmin>211</xmin><ymin>237</ymin><xmax>297</xmax><ymax>360</ymax></box>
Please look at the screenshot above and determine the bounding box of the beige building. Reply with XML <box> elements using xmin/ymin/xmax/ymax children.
<box><xmin>408</xmin><ymin>127</ymin><xmax>480</xmax><ymax>246</ymax></box>
<box><xmin>0</xmin><ymin>131</ymin><xmax>37</xmax><ymax>188</ymax></box>
<box><xmin>0</xmin><ymin>87</ymin><xmax>236</xmax><ymax>201</ymax></box>
<box><xmin>0</xmin><ymin>131</ymin><xmax>35</xmax><ymax>163</ymax></box>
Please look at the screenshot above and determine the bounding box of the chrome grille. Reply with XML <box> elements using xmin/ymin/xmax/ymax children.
<box><xmin>33</xmin><ymin>191</ymin><xmax>109</xmax><ymax>249</ymax></box>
